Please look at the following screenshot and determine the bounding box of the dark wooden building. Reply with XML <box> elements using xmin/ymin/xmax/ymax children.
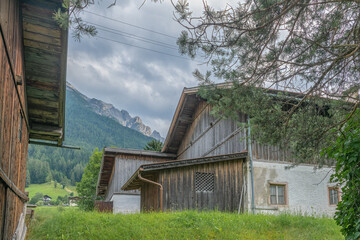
<box><xmin>0</xmin><ymin>0</ymin><xmax>68</xmax><ymax>238</ymax></box>
<box><xmin>122</xmin><ymin>152</ymin><xmax>247</xmax><ymax>212</ymax></box>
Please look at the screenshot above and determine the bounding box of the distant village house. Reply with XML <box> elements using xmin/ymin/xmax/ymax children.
<box><xmin>43</xmin><ymin>195</ymin><xmax>52</xmax><ymax>204</ymax></box>
<box><xmin>68</xmin><ymin>196</ymin><xmax>81</xmax><ymax>207</ymax></box>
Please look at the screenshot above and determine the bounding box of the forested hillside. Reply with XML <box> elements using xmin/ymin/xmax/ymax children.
<box><xmin>27</xmin><ymin>84</ymin><xmax>154</xmax><ymax>186</ymax></box>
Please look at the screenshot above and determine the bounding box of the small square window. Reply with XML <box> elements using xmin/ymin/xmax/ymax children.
<box><xmin>270</xmin><ymin>184</ymin><xmax>286</xmax><ymax>205</ymax></box>
<box><xmin>329</xmin><ymin>187</ymin><xmax>339</xmax><ymax>205</ymax></box>
<box><xmin>195</xmin><ymin>172</ymin><xmax>214</xmax><ymax>192</ymax></box>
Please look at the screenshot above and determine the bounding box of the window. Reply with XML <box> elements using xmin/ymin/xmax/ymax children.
<box><xmin>195</xmin><ymin>172</ymin><xmax>214</xmax><ymax>192</ymax></box>
<box><xmin>270</xmin><ymin>184</ymin><xmax>286</xmax><ymax>205</ymax></box>
<box><xmin>329</xmin><ymin>187</ymin><xmax>339</xmax><ymax>205</ymax></box>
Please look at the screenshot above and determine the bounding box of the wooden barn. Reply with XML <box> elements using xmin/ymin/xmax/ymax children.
<box><xmin>0</xmin><ymin>0</ymin><xmax>68</xmax><ymax>238</ymax></box>
<box><xmin>122</xmin><ymin>152</ymin><xmax>247</xmax><ymax>212</ymax></box>
<box><xmin>97</xmin><ymin>148</ymin><xmax>175</xmax><ymax>213</ymax></box>
<box><xmin>98</xmin><ymin>85</ymin><xmax>340</xmax><ymax>215</ymax></box>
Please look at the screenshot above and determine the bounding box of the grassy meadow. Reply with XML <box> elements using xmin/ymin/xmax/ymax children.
<box><xmin>27</xmin><ymin>207</ymin><xmax>343</xmax><ymax>240</ymax></box>
<box><xmin>25</xmin><ymin>181</ymin><xmax>77</xmax><ymax>199</ymax></box>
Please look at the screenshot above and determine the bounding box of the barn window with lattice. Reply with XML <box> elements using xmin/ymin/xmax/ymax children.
<box><xmin>195</xmin><ymin>172</ymin><xmax>215</xmax><ymax>192</ymax></box>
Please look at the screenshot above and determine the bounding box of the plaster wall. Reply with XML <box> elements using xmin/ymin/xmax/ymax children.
<box><xmin>111</xmin><ymin>193</ymin><xmax>140</xmax><ymax>214</ymax></box>
<box><xmin>246</xmin><ymin>160</ymin><xmax>338</xmax><ymax>216</ymax></box>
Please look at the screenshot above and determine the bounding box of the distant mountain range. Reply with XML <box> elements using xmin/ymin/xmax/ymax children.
<box><xmin>27</xmin><ymin>83</ymin><xmax>161</xmax><ymax>186</ymax></box>
<box><xmin>67</xmin><ymin>82</ymin><xmax>164</xmax><ymax>142</ymax></box>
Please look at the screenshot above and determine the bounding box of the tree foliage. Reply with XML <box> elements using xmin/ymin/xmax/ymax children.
<box><xmin>173</xmin><ymin>1</ymin><xmax>359</xmax><ymax>236</ymax></box>
<box><xmin>29</xmin><ymin>192</ymin><xmax>43</xmax><ymax>205</ymax></box>
<box><xmin>199</xmin><ymin>84</ymin><xmax>350</xmax><ymax>164</ymax></box>
<box><xmin>174</xmin><ymin>0</ymin><xmax>360</xmax><ymax>97</ymax></box>
<box><xmin>325</xmin><ymin>110</ymin><xmax>360</xmax><ymax>240</ymax></box>
<box><xmin>144</xmin><ymin>139</ymin><xmax>163</xmax><ymax>152</ymax></box>
<box><xmin>173</xmin><ymin>0</ymin><xmax>359</xmax><ymax>162</ymax></box>
<box><xmin>53</xmin><ymin>0</ymin><xmax>98</xmax><ymax>40</ymax></box>
<box><xmin>25</xmin><ymin>169</ymin><xmax>31</xmax><ymax>188</ymax></box>
<box><xmin>76</xmin><ymin>148</ymin><xmax>103</xmax><ymax>211</ymax></box>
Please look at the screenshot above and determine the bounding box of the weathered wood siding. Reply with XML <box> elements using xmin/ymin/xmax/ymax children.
<box><xmin>0</xmin><ymin>0</ymin><xmax>29</xmax><ymax>239</ymax></box>
<box><xmin>140</xmin><ymin>174</ymin><xmax>159</xmax><ymax>212</ymax></box>
<box><xmin>150</xmin><ymin>159</ymin><xmax>244</xmax><ymax>212</ymax></box>
<box><xmin>251</xmin><ymin>142</ymin><xmax>293</xmax><ymax>162</ymax></box>
<box><xmin>177</xmin><ymin>102</ymin><xmax>247</xmax><ymax>160</ymax></box>
<box><xmin>177</xmin><ymin>102</ymin><xmax>294</xmax><ymax>163</ymax></box>
<box><xmin>105</xmin><ymin>157</ymin><xmax>159</xmax><ymax>201</ymax></box>
<box><xmin>22</xmin><ymin>0</ymin><xmax>68</xmax><ymax>143</ymax></box>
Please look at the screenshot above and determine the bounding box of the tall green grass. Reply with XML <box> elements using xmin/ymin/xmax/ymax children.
<box><xmin>27</xmin><ymin>207</ymin><xmax>343</xmax><ymax>240</ymax></box>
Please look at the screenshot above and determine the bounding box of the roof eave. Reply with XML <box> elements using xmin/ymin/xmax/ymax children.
<box><xmin>22</xmin><ymin>0</ymin><xmax>69</xmax><ymax>146</ymax></box>
<box><xmin>121</xmin><ymin>152</ymin><xmax>248</xmax><ymax>191</ymax></box>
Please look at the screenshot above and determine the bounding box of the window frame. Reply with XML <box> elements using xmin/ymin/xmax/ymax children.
<box><xmin>268</xmin><ymin>182</ymin><xmax>288</xmax><ymax>206</ymax></box>
<box><xmin>328</xmin><ymin>186</ymin><xmax>340</xmax><ymax>206</ymax></box>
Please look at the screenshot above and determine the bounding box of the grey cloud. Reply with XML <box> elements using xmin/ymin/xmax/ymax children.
<box><xmin>66</xmin><ymin>0</ymin><xmax>211</xmax><ymax>137</ymax></box>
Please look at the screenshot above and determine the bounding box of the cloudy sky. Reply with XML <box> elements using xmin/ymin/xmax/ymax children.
<box><xmin>67</xmin><ymin>0</ymin><xmax>232</xmax><ymax>137</ymax></box>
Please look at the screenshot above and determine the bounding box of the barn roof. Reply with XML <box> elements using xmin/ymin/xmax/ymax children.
<box><xmin>161</xmin><ymin>86</ymin><xmax>204</xmax><ymax>154</ymax></box>
<box><xmin>121</xmin><ymin>152</ymin><xmax>248</xmax><ymax>191</ymax></box>
<box><xmin>161</xmin><ymin>82</ymin><xmax>318</xmax><ymax>155</ymax></box>
<box><xmin>96</xmin><ymin>148</ymin><xmax>176</xmax><ymax>196</ymax></box>
<box><xmin>21</xmin><ymin>0</ymin><xmax>68</xmax><ymax>146</ymax></box>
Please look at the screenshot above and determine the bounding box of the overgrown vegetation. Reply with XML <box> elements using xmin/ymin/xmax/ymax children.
<box><xmin>27</xmin><ymin>208</ymin><xmax>343</xmax><ymax>240</ymax></box>
<box><xmin>325</xmin><ymin>110</ymin><xmax>360</xmax><ymax>240</ymax></box>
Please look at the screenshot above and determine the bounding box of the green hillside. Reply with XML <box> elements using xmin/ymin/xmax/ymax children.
<box><xmin>27</xmin><ymin>85</ymin><xmax>154</xmax><ymax>186</ymax></box>
<box><xmin>26</xmin><ymin>182</ymin><xmax>76</xmax><ymax>199</ymax></box>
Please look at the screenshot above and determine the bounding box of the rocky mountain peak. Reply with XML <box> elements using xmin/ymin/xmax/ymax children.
<box><xmin>66</xmin><ymin>82</ymin><xmax>164</xmax><ymax>142</ymax></box>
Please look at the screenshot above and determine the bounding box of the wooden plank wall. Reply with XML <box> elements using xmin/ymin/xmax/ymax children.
<box><xmin>177</xmin><ymin>102</ymin><xmax>248</xmax><ymax>160</ymax></box>
<box><xmin>140</xmin><ymin>174</ymin><xmax>159</xmax><ymax>212</ymax></box>
<box><xmin>177</xmin><ymin>102</ymin><xmax>294</xmax><ymax>163</ymax></box>
<box><xmin>94</xmin><ymin>201</ymin><xmax>113</xmax><ymax>213</ymax></box>
<box><xmin>154</xmin><ymin>159</ymin><xmax>244</xmax><ymax>212</ymax></box>
<box><xmin>251</xmin><ymin>141</ymin><xmax>293</xmax><ymax>162</ymax></box>
<box><xmin>0</xmin><ymin>0</ymin><xmax>29</xmax><ymax>239</ymax></box>
<box><xmin>105</xmin><ymin>157</ymin><xmax>159</xmax><ymax>201</ymax></box>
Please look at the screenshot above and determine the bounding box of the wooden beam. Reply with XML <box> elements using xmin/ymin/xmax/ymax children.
<box><xmin>30</xmin><ymin>123</ymin><xmax>62</xmax><ymax>136</ymax></box>
<box><xmin>104</xmin><ymin>148</ymin><xmax>177</xmax><ymax>158</ymax></box>
<box><xmin>0</xmin><ymin>168</ymin><xmax>29</xmax><ymax>202</ymax></box>
<box><xmin>29</xmin><ymin>140</ymin><xmax>80</xmax><ymax>149</ymax></box>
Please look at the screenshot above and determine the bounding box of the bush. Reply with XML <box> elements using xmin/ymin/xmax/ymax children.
<box><xmin>35</xmin><ymin>200</ymin><xmax>44</xmax><ymax>206</ymax></box>
<box><xmin>29</xmin><ymin>192</ymin><xmax>43</xmax><ymax>205</ymax></box>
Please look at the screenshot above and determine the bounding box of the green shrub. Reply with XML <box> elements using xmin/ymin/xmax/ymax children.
<box><xmin>29</xmin><ymin>192</ymin><xmax>43</xmax><ymax>205</ymax></box>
